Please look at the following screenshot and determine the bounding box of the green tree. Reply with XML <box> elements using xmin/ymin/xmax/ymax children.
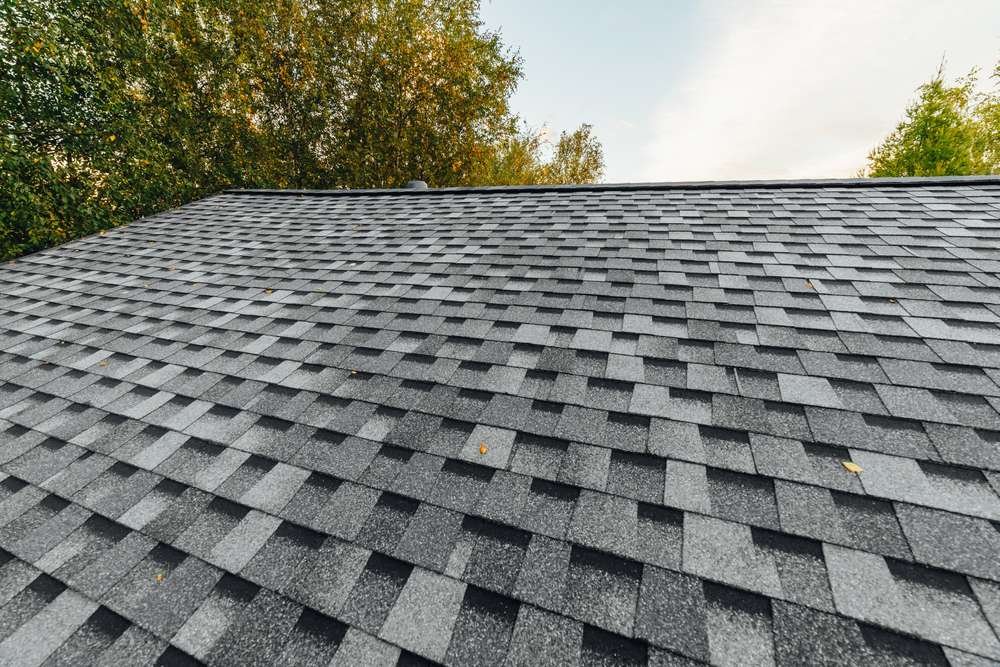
<box><xmin>544</xmin><ymin>124</ymin><xmax>604</xmax><ymax>184</ymax></box>
<box><xmin>0</xmin><ymin>0</ymin><xmax>603</xmax><ymax>261</ymax></box>
<box><xmin>474</xmin><ymin>123</ymin><xmax>605</xmax><ymax>185</ymax></box>
<box><xmin>862</xmin><ymin>62</ymin><xmax>999</xmax><ymax>177</ymax></box>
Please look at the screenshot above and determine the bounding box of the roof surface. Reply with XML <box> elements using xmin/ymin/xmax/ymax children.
<box><xmin>1</xmin><ymin>178</ymin><xmax>999</xmax><ymax>665</ymax></box>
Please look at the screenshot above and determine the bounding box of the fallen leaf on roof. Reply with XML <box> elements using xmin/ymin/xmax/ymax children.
<box><xmin>479</xmin><ymin>442</ymin><xmax>488</xmax><ymax>455</ymax></box>
<box><xmin>804</xmin><ymin>279</ymin><xmax>814</xmax><ymax>289</ymax></box>
<box><xmin>842</xmin><ymin>461</ymin><xmax>862</xmax><ymax>473</ymax></box>
<box><xmin>264</xmin><ymin>288</ymin><xmax>273</xmax><ymax>295</ymax></box>
<box><xmin>154</xmin><ymin>573</ymin><xmax>165</xmax><ymax>583</ymax></box>
<box><xmin>98</xmin><ymin>360</ymin><xmax>109</xmax><ymax>367</ymax></box>
<box><xmin>99</xmin><ymin>230</ymin><xmax>107</xmax><ymax>236</ymax></box>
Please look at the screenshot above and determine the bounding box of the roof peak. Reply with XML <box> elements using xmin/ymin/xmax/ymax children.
<box><xmin>225</xmin><ymin>175</ymin><xmax>1000</xmax><ymax>197</ymax></box>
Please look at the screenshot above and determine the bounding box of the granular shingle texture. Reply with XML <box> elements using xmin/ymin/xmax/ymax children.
<box><xmin>1</xmin><ymin>177</ymin><xmax>1000</xmax><ymax>665</ymax></box>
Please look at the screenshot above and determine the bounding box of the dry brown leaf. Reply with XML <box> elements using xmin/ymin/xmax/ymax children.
<box><xmin>479</xmin><ymin>442</ymin><xmax>488</xmax><ymax>455</ymax></box>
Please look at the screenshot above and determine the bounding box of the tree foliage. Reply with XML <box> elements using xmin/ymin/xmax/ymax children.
<box><xmin>0</xmin><ymin>0</ymin><xmax>604</xmax><ymax>260</ymax></box>
<box><xmin>477</xmin><ymin>124</ymin><xmax>604</xmax><ymax>186</ymax></box>
<box><xmin>862</xmin><ymin>62</ymin><xmax>1000</xmax><ymax>177</ymax></box>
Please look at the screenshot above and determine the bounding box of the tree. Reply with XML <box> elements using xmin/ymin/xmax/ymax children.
<box><xmin>474</xmin><ymin>123</ymin><xmax>605</xmax><ymax>185</ymax></box>
<box><xmin>862</xmin><ymin>62</ymin><xmax>999</xmax><ymax>177</ymax></box>
<box><xmin>0</xmin><ymin>0</ymin><xmax>604</xmax><ymax>260</ymax></box>
<box><xmin>545</xmin><ymin>124</ymin><xmax>604</xmax><ymax>184</ymax></box>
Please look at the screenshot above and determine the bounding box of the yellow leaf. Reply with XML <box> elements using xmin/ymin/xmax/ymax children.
<box><xmin>264</xmin><ymin>288</ymin><xmax>273</xmax><ymax>295</ymax></box>
<box><xmin>154</xmin><ymin>573</ymin><xmax>165</xmax><ymax>583</ymax></box>
<box><xmin>98</xmin><ymin>360</ymin><xmax>109</xmax><ymax>367</ymax></box>
<box><xmin>842</xmin><ymin>461</ymin><xmax>862</xmax><ymax>474</ymax></box>
<box><xmin>479</xmin><ymin>442</ymin><xmax>488</xmax><ymax>455</ymax></box>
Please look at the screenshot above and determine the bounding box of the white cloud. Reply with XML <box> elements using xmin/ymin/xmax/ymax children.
<box><xmin>640</xmin><ymin>0</ymin><xmax>1000</xmax><ymax>181</ymax></box>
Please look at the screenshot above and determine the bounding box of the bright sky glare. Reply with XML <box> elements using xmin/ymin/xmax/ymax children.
<box><xmin>480</xmin><ymin>0</ymin><xmax>1000</xmax><ymax>183</ymax></box>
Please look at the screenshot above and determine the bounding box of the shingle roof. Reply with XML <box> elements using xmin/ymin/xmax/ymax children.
<box><xmin>1</xmin><ymin>177</ymin><xmax>1000</xmax><ymax>665</ymax></box>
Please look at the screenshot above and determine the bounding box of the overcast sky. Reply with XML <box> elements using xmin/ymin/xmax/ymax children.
<box><xmin>480</xmin><ymin>0</ymin><xmax>1000</xmax><ymax>183</ymax></box>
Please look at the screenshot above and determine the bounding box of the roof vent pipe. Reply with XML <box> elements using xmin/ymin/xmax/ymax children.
<box><xmin>403</xmin><ymin>180</ymin><xmax>428</xmax><ymax>190</ymax></box>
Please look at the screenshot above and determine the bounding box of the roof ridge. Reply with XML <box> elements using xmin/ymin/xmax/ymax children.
<box><xmin>224</xmin><ymin>175</ymin><xmax>1000</xmax><ymax>197</ymax></box>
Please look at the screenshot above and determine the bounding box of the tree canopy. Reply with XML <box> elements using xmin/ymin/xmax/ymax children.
<box><xmin>862</xmin><ymin>61</ymin><xmax>999</xmax><ymax>177</ymax></box>
<box><xmin>0</xmin><ymin>0</ymin><xmax>604</xmax><ymax>260</ymax></box>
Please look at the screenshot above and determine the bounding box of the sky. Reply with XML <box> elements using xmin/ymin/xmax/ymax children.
<box><xmin>479</xmin><ymin>0</ymin><xmax>1000</xmax><ymax>183</ymax></box>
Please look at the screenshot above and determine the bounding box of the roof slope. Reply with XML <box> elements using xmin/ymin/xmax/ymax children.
<box><xmin>1</xmin><ymin>179</ymin><xmax>1000</xmax><ymax>665</ymax></box>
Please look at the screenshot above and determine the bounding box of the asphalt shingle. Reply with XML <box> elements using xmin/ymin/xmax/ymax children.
<box><xmin>2</xmin><ymin>179</ymin><xmax>1000</xmax><ymax>663</ymax></box>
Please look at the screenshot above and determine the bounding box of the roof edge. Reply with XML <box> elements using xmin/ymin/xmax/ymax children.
<box><xmin>224</xmin><ymin>175</ymin><xmax>1000</xmax><ymax>197</ymax></box>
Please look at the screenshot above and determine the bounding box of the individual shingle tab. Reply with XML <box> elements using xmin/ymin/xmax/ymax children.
<box><xmin>706</xmin><ymin>468</ymin><xmax>779</xmax><ymax>529</ymax></box>
<box><xmin>329</xmin><ymin>627</ymin><xmax>400</xmax><ymax>666</ymax></box>
<box><xmin>703</xmin><ymin>582</ymin><xmax>775</xmax><ymax>667</ymax></box>
<box><xmin>463</xmin><ymin>520</ymin><xmax>531</xmax><ymax>595</ymax></box>
<box><xmin>379</xmin><ymin>567</ymin><xmax>465</xmax><ymax>663</ymax></box>
<box><xmin>580</xmin><ymin>625</ymin><xmax>648</xmax><ymax>666</ymax></box>
<box><xmin>635</xmin><ymin>566</ymin><xmax>709</xmax><ymax>661</ymax></box>
<box><xmin>607</xmin><ymin>451</ymin><xmax>664</xmax><ymax>503</ymax></box>
<box><xmin>563</xmin><ymin>546</ymin><xmax>642</xmax><ymax>636</ymax></box>
<box><xmin>444</xmin><ymin>586</ymin><xmax>519</xmax><ymax>665</ymax></box>
<box><xmin>505</xmin><ymin>605</ymin><xmax>582</xmax><ymax>667</ymax></box>
<box><xmin>340</xmin><ymin>553</ymin><xmax>413</xmax><ymax>633</ymax></box>
<box><xmin>777</xmin><ymin>374</ymin><xmax>843</xmax><ymax>408</ymax></box>
<box><xmin>206</xmin><ymin>587</ymin><xmax>302</xmax><ymax>665</ymax></box>
<box><xmin>460</xmin><ymin>425</ymin><xmax>516</xmax><ymax>469</ymax></box>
